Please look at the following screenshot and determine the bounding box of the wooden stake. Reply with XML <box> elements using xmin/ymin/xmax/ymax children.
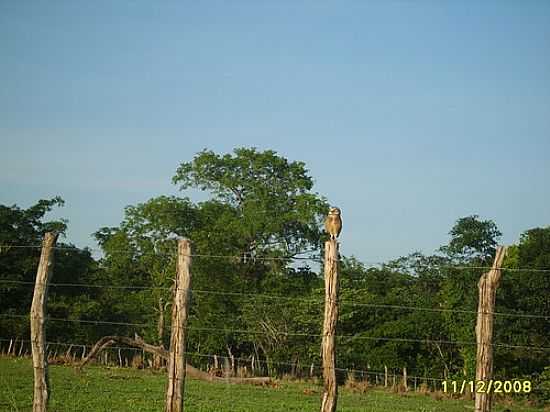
<box><xmin>165</xmin><ymin>239</ymin><xmax>192</xmax><ymax>412</ymax></box>
<box><xmin>30</xmin><ymin>232</ymin><xmax>58</xmax><ymax>412</ymax></box>
<box><xmin>321</xmin><ymin>239</ymin><xmax>339</xmax><ymax>412</ymax></box>
<box><xmin>384</xmin><ymin>365</ymin><xmax>388</xmax><ymax>387</ymax></box>
<box><xmin>403</xmin><ymin>367</ymin><xmax>408</xmax><ymax>392</ymax></box>
<box><xmin>475</xmin><ymin>246</ymin><xmax>506</xmax><ymax>412</ymax></box>
<box><xmin>154</xmin><ymin>297</ymin><xmax>166</xmax><ymax>369</ymax></box>
<box><xmin>65</xmin><ymin>344</ymin><xmax>73</xmax><ymax>362</ymax></box>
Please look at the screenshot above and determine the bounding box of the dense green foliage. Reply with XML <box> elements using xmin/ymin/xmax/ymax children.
<box><xmin>0</xmin><ymin>198</ymin><xmax>100</xmax><ymax>342</ymax></box>
<box><xmin>0</xmin><ymin>147</ymin><xmax>548</xmax><ymax>403</ymax></box>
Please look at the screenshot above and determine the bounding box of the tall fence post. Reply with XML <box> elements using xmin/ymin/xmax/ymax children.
<box><xmin>31</xmin><ymin>232</ymin><xmax>58</xmax><ymax>412</ymax></box>
<box><xmin>320</xmin><ymin>239</ymin><xmax>339</xmax><ymax>412</ymax></box>
<box><xmin>165</xmin><ymin>239</ymin><xmax>192</xmax><ymax>412</ymax></box>
<box><xmin>474</xmin><ymin>246</ymin><xmax>506</xmax><ymax>412</ymax></box>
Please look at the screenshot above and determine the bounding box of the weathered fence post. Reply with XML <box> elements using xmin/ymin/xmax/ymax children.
<box><xmin>165</xmin><ymin>239</ymin><xmax>192</xmax><ymax>412</ymax></box>
<box><xmin>403</xmin><ymin>367</ymin><xmax>408</xmax><ymax>391</ymax></box>
<box><xmin>31</xmin><ymin>232</ymin><xmax>58</xmax><ymax>412</ymax></box>
<box><xmin>474</xmin><ymin>246</ymin><xmax>506</xmax><ymax>412</ymax></box>
<box><xmin>384</xmin><ymin>365</ymin><xmax>388</xmax><ymax>387</ymax></box>
<box><xmin>321</xmin><ymin>239</ymin><xmax>339</xmax><ymax>412</ymax></box>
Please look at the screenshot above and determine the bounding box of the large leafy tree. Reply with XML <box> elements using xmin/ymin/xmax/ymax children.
<box><xmin>173</xmin><ymin>148</ymin><xmax>329</xmax><ymax>365</ymax></box>
<box><xmin>440</xmin><ymin>214</ymin><xmax>502</xmax><ymax>264</ymax></box>
<box><xmin>172</xmin><ymin>147</ymin><xmax>329</xmax><ymax>260</ymax></box>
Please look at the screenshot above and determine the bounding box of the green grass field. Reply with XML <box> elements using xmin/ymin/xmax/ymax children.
<box><xmin>0</xmin><ymin>356</ymin><xmax>544</xmax><ymax>412</ymax></box>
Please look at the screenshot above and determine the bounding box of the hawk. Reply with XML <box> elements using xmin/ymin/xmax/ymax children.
<box><xmin>325</xmin><ymin>207</ymin><xmax>342</xmax><ymax>240</ymax></box>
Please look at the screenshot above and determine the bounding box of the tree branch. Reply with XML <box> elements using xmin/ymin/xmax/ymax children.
<box><xmin>76</xmin><ymin>335</ymin><xmax>272</xmax><ymax>385</ymax></box>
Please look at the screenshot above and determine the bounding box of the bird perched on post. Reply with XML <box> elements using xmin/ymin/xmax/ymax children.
<box><xmin>324</xmin><ymin>207</ymin><xmax>342</xmax><ymax>240</ymax></box>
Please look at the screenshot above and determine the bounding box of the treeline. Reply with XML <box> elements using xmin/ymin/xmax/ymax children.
<box><xmin>1</xmin><ymin>148</ymin><xmax>549</xmax><ymax>401</ymax></box>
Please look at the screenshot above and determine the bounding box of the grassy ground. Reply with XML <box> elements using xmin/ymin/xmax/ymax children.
<box><xmin>0</xmin><ymin>356</ymin><xmax>544</xmax><ymax>412</ymax></box>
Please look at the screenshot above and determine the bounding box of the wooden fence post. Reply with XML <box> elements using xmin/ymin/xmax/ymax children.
<box><xmin>320</xmin><ymin>239</ymin><xmax>339</xmax><ymax>412</ymax></box>
<box><xmin>31</xmin><ymin>232</ymin><xmax>58</xmax><ymax>412</ymax></box>
<box><xmin>384</xmin><ymin>365</ymin><xmax>388</xmax><ymax>387</ymax></box>
<box><xmin>165</xmin><ymin>239</ymin><xmax>192</xmax><ymax>412</ymax></box>
<box><xmin>403</xmin><ymin>367</ymin><xmax>408</xmax><ymax>391</ymax></box>
<box><xmin>474</xmin><ymin>246</ymin><xmax>506</xmax><ymax>412</ymax></box>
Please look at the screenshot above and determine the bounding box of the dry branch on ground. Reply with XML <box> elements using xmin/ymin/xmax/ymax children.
<box><xmin>77</xmin><ymin>335</ymin><xmax>272</xmax><ymax>386</ymax></box>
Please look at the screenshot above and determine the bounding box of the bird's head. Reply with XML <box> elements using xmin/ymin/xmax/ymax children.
<box><xmin>328</xmin><ymin>207</ymin><xmax>341</xmax><ymax>216</ymax></box>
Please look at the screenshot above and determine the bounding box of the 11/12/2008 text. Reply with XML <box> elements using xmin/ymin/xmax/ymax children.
<box><xmin>442</xmin><ymin>380</ymin><xmax>531</xmax><ymax>394</ymax></box>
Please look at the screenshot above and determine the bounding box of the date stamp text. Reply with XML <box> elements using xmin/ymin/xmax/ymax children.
<box><xmin>442</xmin><ymin>380</ymin><xmax>531</xmax><ymax>394</ymax></box>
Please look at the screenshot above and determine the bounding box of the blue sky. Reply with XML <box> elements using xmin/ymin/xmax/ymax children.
<box><xmin>1</xmin><ymin>1</ymin><xmax>549</xmax><ymax>262</ymax></box>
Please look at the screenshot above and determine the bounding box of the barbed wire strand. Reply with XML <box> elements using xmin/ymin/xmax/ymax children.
<box><xmin>1</xmin><ymin>314</ymin><xmax>548</xmax><ymax>351</ymax></box>
<box><xmin>2</xmin><ymin>243</ymin><xmax>550</xmax><ymax>272</ymax></box>
<box><xmin>1</xmin><ymin>279</ymin><xmax>548</xmax><ymax>320</ymax></box>
<box><xmin>0</xmin><ymin>244</ymin><xmax>319</xmax><ymax>262</ymax></box>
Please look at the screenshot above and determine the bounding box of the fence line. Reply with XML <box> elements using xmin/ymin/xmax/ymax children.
<box><xmin>2</xmin><ymin>314</ymin><xmax>548</xmax><ymax>351</ymax></box>
<box><xmin>0</xmin><ymin>337</ymin><xmax>536</xmax><ymax>386</ymax></box>
<box><xmin>0</xmin><ymin>337</ymin><xmax>463</xmax><ymax>384</ymax></box>
<box><xmin>1</xmin><ymin>279</ymin><xmax>548</xmax><ymax>320</ymax></box>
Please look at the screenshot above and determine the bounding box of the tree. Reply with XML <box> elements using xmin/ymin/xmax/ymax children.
<box><xmin>172</xmin><ymin>148</ymin><xmax>332</xmax><ymax>369</ymax></box>
<box><xmin>0</xmin><ymin>198</ymin><xmax>67</xmax><ymax>336</ymax></box>
<box><xmin>93</xmin><ymin>196</ymin><xmax>198</xmax><ymax>359</ymax></box>
<box><xmin>0</xmin><ymin>197</ymin><xmax>99</xmax><ymax>344</ymax></box>
<box><xmin>172</xmin><ymin>147</ymin><xmax>328</xmax><ymax>260</ymax></box>
<box><xmin>440</xmin><ymin>215</ymin><xmax>502</xmax><ymax>264</ymax></box>
<box><xmin>437</xmin><ymin>216</ymin><xmax>502</xmax><ymax>378</ymax></box>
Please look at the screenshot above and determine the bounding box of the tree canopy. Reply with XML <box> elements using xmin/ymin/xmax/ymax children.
<box><xmin>173</xmin><ymin>147</ymin><xmax>328</xmax><ymax>259</ymax></box>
